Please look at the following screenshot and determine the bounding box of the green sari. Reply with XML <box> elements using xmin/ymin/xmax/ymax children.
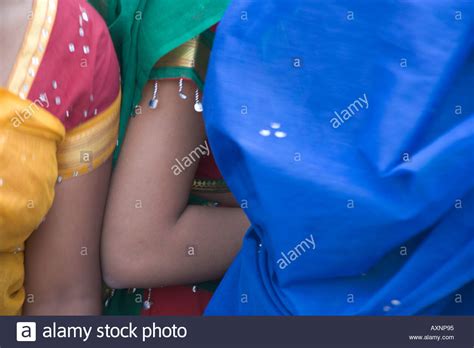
<box><xmin>89</xmin><ymin>0</ymin><xmax>230</xmax><ymax>160</ymax></box>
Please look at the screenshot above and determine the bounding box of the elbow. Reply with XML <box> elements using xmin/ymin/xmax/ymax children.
<box><xmin>101</xmin><ymin>235</ymin><xmax>167</xmax><ymax>289</ymax></box>
<box><xmin>102</xmin><ymin>269</ymin><xmax>131</xmax><ymax>290</ymax></box>
<box><xmin>101</xmin><ymin>244</ymin><xmax>141</xmax><ymax>289</ymax></box>
<box><xmin>101</xmin><ymin>217</ymin><xmax>173</xmax><ymax>289</ymax></box>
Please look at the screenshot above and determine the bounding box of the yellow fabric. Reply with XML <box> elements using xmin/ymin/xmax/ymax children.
<box><xmin>154</xmin><ymin>36</ymin><xmax>211</xmax><ymax>83</ymax></box>
<box><xmin>57</xmin><ymin>92</ymin><xmax>121</xmax><ymax>180</ymax></box>
<box><xmin>8</xmin><ymin>0</ymin><xmax>58</xmax><ymax>99</ymax></box>
<box><xmin>0</xmin><ymin>88</ymin><xmax>65</xmax><ymax>315</ymax></box>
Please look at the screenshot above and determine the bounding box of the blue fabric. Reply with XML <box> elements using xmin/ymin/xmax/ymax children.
<box><xmin>203</xmin><ymin>0</ymin><xmax>474</xmax><ymax>315</ymax></box>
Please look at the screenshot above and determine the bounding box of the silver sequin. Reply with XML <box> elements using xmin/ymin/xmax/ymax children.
<box><xmin>83</xmin><ymin>45</ymin><xmax>90</xmax><ymax>54</ymax></box>
<box><xmin>55</xmin><ymin>96</ymin><xmax>61</xmax><ymax>105</ymax></box>
<box><xmin>69</xmin><ymin>43</ymin><xmax>75</xmax><ymax>52</ymax></box>
<box><xmin>194</xmin><ymin>102</ymin><xmax>203</xmax><ymax>113</ymax></box>
<box><xmin>82</xmin><ymin>11</ymin><xmax>89</xmax><ymax>22</ymax></box>
<box><xmin>274</xmin><ymin>131</ymin><xmax>287</xmax><ymax>138</ymax></box>
<box><xmin>143</xmin><ymin>300</ymin><xmax>152</xmax><ymax>310</ymax></box>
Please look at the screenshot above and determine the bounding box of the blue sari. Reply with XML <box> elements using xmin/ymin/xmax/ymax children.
<box><xmin>203</xmin><ymin>0</ymin><xmax>474</xmax><ymax>315</ymax></box>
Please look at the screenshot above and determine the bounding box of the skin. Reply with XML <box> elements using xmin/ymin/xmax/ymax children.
<box><xmin>23</xmin><ymin>160</ymin><xmax>112</xmax><ymax>315</ymax></box>
<box><xmin>1</xmin><ymin>1</ymin><xmax>111</xmax><ymax>315</ymax></box>
<box><xmin>102</xmin><ymin>80</ymin><xmax>250</xmax><ymax>289</ymax></box>
<box><xmin>0</xmin><ymin>0</ymin><xmax>31</xmax><ymax>85</ymax></box>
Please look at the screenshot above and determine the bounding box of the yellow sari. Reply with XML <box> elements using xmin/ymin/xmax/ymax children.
<box><xmin>0</xmin><ymin>89</ymin><xmax>65</xmax><ymax>315</ymax></box>
<box><xmin>0</xmin><ymin>0</ymin><xmax>121</xmax><ymax>315</ymax></box>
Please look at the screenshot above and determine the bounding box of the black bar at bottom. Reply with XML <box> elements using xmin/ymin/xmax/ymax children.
<box><xmin>0</xmin><ymin>316</ymin><xmax>472</xmax><ymax>348</ymax></box>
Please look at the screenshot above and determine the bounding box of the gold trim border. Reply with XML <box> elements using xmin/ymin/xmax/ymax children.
<box><xmin>7</xmin><ymin>0</ymin><xmax>58</xmax><ymax>99</ymax></box>
<box><xmin>192</xmin><ymin>179</ymin><xmax>229</xmax><ymax>193</ymax></box>
<box><xmin>57</xmin><ymin>92</ymin><xmax>121</xmax><ymax>180</ymax></box>
<box><xmin>154</xmin><ymin>35</ymin><xmax>211</xmax><ymax>83</ymax></box>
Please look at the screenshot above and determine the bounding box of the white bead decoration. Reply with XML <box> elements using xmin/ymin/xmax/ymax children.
<box><xmin>82</xmin><ymin>11</ymin><xmax>89</xmax><ymax>22</ymax></box>
<box><xmin>274</xmin><ymin>131</ymin><xmax>287</xmax><ymax>138</ymax></box>
<box><xmin>259</xmin><ymin>123</ymin><xmax>288</xmax><ymax>138</ymax></box>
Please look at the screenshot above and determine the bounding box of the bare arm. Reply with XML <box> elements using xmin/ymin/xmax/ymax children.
<box><xmin>23</xmin><ymin>159</ymin><xmax>112</xmax><ymax>315</ymax></box>
<box><xmin>102</xmin><ymin>80</ymin><xmax>249</xmax><ymax>289</ymax></box>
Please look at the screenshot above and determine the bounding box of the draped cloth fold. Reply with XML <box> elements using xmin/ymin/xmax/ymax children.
<box><xmin>203</xmin><ymin>0</ymin><xmax>474</xmax><ymax>315</ymax></box>
<box><xmin>0</xmin><ymin>88</ymin><xmax>65</xmax><ymax>315</ymax></box>
<box><xmin>89</xmin><ymin>0</ymin><xmax>230</xmax><ymax>159</ymax></box>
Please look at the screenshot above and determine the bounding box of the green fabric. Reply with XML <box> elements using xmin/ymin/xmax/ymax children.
<box><xmin>148</xmin><ymin>29</ymin><xmax>215</xmax><ymax>90</ymax></box>
<box><xmin>104</xmin><ymin>289</ymin><xmax>144</xmax><ymax>316</ymax></box>
<box><xmin>89</xmin><ymin>0</ymin><xmax>230</xmax><ymax>161</ymax></box>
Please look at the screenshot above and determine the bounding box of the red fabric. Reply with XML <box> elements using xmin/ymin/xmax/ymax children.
<box><xmin>28</xmin><ymin>0</ymin><xmax>120</xmax><ymax>130</ymax></box>
<box><xmin>195</xmin><ymin>150</ymin><xmax>223</xmax><ymax>180</ymax></box>
<box><xmin>141</xmin><ymin>286</ymin><xmax>213</xmax><ymax>316</ymax></box>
